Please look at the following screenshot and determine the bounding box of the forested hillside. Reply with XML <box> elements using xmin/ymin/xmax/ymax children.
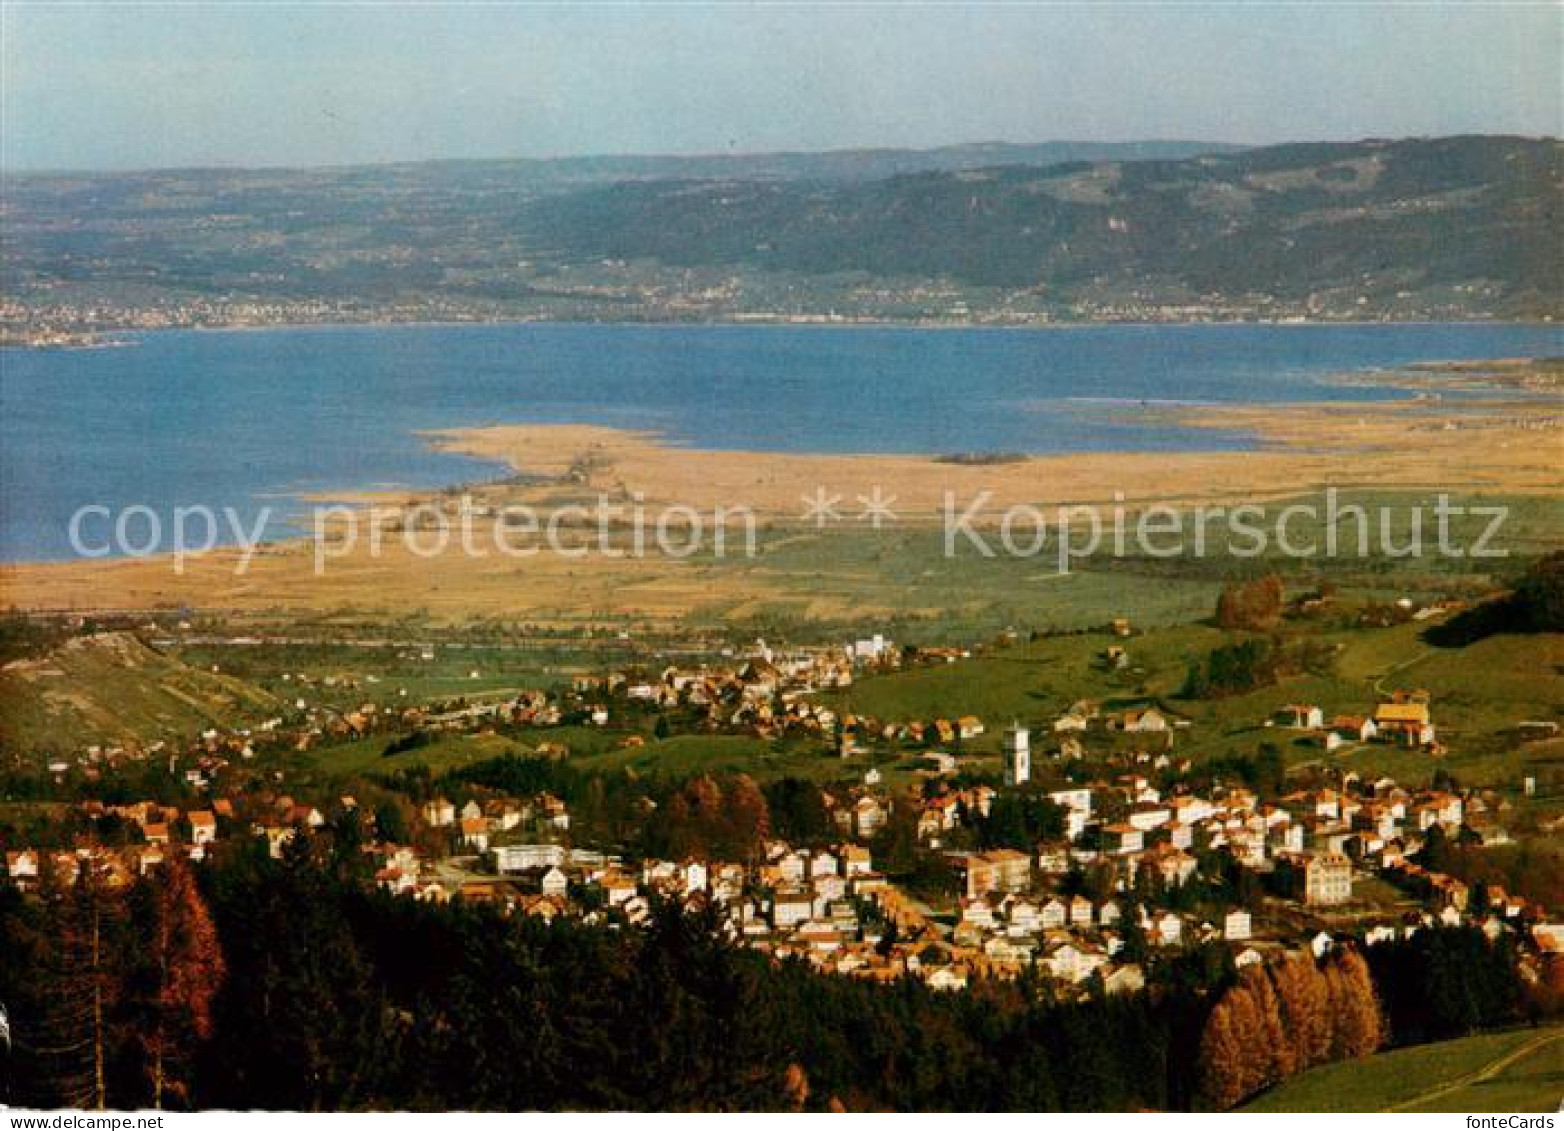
<box><xmin>5</xmin><ymin>136</ymin><xmax>1559</xmax><ymax>329</ymax></box>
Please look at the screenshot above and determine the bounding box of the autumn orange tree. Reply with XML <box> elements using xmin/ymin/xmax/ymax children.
<box><xmin>1198</xmin><ymin>949</ymin><xmax>1384</xmax><ymax>1110</ymax></box>
<box><xmin>652</xmin><ymin>774</ymin><xmax>771</xmax><ymax>862</ymax></box>
<box><xmin>1196</xmin><ymin>983</ymin><xmax>1257</xmax><ymax>1110</ymax></box>
<box><xmin>1325</xmin><ymin>949</ymin><xmax>1383</xmax><ymax>1060</ymax></box>
<box><xmin>1214</xmin><ymin>573</ymin><xmax>1285</xmax><ymax>631</ymax></box>
<box><xmin>1239</xmin><ymin>965</ymin><xmax>1289</xmax><ymax>1089</ymax></box>
<box><xmin>126</xmin><ymin>856</ymin><xmax>226</xmax><ymax>1109</ymax></box>
<box><xmin>1270</xmin><ymin>953</ymin><xmax>1332</xmax><ymax>1073</ymax></box>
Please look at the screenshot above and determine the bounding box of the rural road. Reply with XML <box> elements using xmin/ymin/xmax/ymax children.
<box><xmin>1380</xmin><ymin>1029</ymin><xmax>1564</xmax><ymax>1112</ymax></box>
<box><xmin>1372</xmin><ymin>648</ymin><xmax>1433</xmax><ymax>697</ymax></box>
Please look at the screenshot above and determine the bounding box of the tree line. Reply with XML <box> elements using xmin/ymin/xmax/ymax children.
<box><xmin>1</xmin><ymin>834</ymin><xmax>1551</xmax><ymax>1110</ymax></box>
<box><xmin>0</xmin><ymin>837</ymin><xmax>1217</xmax><ymax>1110</ymax></box>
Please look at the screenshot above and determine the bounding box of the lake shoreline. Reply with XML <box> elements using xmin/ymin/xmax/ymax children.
<box><xmin>1</xmin><ymin>382</ymin><xmax>1558</xmax><ymax>622</ymax></box>
<box><xmin>2</xmin><ymin>327</ymin><xmax>1559</xmax><ymax>623</ymax></box>
<box><xmin>3</xmin><ymin>315</ymin><xmax>1559</xmax><ymax>352</ymax></box>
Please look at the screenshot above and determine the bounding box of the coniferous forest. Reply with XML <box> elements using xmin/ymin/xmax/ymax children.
<box><xmin>0</xmin><ymin>835</ymin><xmax>1545</xmax><ymax>1112</ymax></box>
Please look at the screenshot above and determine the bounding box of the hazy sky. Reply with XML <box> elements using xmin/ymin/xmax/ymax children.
<box><xmin>2</xmin><ymin>2</ymin><xmax>1559</xmax><ymax>171</ymax></box>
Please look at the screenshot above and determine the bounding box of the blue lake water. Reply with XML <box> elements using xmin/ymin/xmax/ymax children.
<box><xmin>2</xmin><ymin>321</ymin><xmax>1559</xmax><ymax>560</ymax></box>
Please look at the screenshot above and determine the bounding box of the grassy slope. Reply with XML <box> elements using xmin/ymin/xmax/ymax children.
<box><xmin>300</xmin><ymin>731</ymin><xmax>537</xmax><ymax>779</ymax></box>
<box><xmin>171</xmin><ymin>639</ymin><xmax>575</xmax><ymax>710</ymax></box>
<box><xmin>818</xmin><ymin>620</ymin><xmax>1564</xmax><ymax>788</ymax></box>
<box><xmin>715</xmin><ymin>526</ymin><xmax>1219</xmax><ymax>641</ymax></box>
<box><xmin>1243</xmin><ymin>1026</ymin><xmax>1564</xmax><ymax>1112</ymax></box>
<box><xmin>568</xmin><ymin>730</ymin><xmax>939</xmax><ymax>788</ymax></box>
<box><xmin>7</xmin><ymin>617</ymin><xmax>1559</xmax><ymax>795</ymax></box>
<box><xmin>0</xmin><ymin>631</ymin><xmax>279</xmax><ymax>753</ymax></box>
<box><xmin>574</xmin><ymin>734</ymin><xmax>777</xmax><ymax>777</ymax></box>
<box><xmin>304</xmin><ymin>727</ymin><xmax>888</xmax><ymax>788</ymax></box>
<box><xmin>725</xmin><ymin>488</ymin><xmax>1564</xmax><ymax>643</ymax></box>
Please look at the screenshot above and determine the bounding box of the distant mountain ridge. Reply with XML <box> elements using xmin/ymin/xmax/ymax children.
<box><xmin>396</xmin><ymin>139</ymin><xmax>1246</xmax><ymax>186</ymax></box>
<box><xmin>8</xmin><ymin>140</ymin><xmax>1241</xmax><ymax>185</ymax></box>
<box><xmin>519</xmin><ymin>135</ymin><xmax>1562</xmax><ymax>309</ymax></box>
<box><xmin>2</xmin><ymin>135</ymin><xmax>1559</xmax><ymax>330</ymax></box>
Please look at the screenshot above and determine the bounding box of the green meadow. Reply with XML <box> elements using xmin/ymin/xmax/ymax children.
<box><xmin>1243</xmin><ymin>1026</ymin><xmax>1564</xmax><ymax>1112</ymax></box>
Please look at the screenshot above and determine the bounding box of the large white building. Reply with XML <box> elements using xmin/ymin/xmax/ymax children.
<box><xmin>492</xmin><ymin>843</ymin><xmax>567</xmax><ymax>873</ymax></box>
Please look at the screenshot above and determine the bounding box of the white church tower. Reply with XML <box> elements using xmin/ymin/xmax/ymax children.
<box><xmin>1003</xmin><ymin>722</ymin><xmax>1031</xmax><ymax>786</ymax></box>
